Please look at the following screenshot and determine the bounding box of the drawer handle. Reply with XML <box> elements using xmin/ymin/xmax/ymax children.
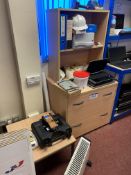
<box><xmin>72</xmin><ymin>123</ymin><xmax>82</xmax><ymax>128</ymax></box>
<box><xmin>73</xmin><ymin>101</ymin><xmax>84</xmax><ymax>106</ymax></box>
<box><xmin>100</xmin><ymin>113</ymin><xmax>108</xmax><ymax>117</ymax></box>
<box><xmin>103</xmin><ymin>92</ymin><xmax>112</xmax><ymax>97</ymax></box>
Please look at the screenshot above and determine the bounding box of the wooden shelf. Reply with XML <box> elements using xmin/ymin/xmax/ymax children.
<box><xmin>47</xmin><ymin>8</ymin><xmax>109</xmax><ymax>81</ymax></box>
<box><xmin>56</xmin><ymin>8</ymin><xmax>109</xmax><ymax>13</ymax></box>
<box><xmin>53</xmin><ymin>80</ymin><xmax>118</xmax><ymax>96</ymax></box>
<box><xmin>60</xmin><ymin>44</ymin><xmax>103</xmax><ymax>53</ymax></box>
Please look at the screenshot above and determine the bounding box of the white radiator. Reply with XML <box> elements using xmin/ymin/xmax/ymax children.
<box><xmin>64</xmin><ymin>137</ymin><xmax>91</xmax><ymax>175</ymax></box>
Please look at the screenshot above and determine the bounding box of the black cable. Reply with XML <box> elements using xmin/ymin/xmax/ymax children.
<box><xmin>116</xmin><ymin>36</ymin><xmax>120</xmax><ymax>47</ymax></box>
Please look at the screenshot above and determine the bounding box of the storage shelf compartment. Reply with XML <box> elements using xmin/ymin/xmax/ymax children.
<box><xmin>115</xmin><ymin>109</ymin><xmax>131</xmax><ymax>118</ymax></box>
<box><xmin>60</xmin><ymin>48</ymin><xmax>103</xmax><ymax>68</ymax></box>
<box><xmin>111</xmin><ymin>79</ymin><xmax>131</xmax><ymax>123</ymax></box>
<box><xmin>60</xmin><ymin>9</ymin><xmax>109</xmax><ymax>51</ymax></box>
<box><xmin>116</xmin><ymin>83</ymin><xmax>131</xmax><ymax>105</ymax></box>
<box><xmin>118</xmin><ymin>94</ymin><xmax>131</xmax><ymax>103</ymax></box>
<box><xmin>115</xmin><ymin>101</ymin><xmax>131</xmax><ymax>115</ymax></box>
<box><xmin>117</xmin><ymin>100</ymin><xmax>131</xmax><ymax>107</ymax></box>
<box><xmin>47</xmin><ymin>9</ymin><xmax>109</xmax><ymax>82</ymax></box>
<box><xmin>119</xmin><ymin>84</ymin><xmax>131</xmax><ymax>97</ymax></box>
<box><xmin>60</xmin><ymin>44</ymin><xmax>103</xmax><ymax>53</ymax></box>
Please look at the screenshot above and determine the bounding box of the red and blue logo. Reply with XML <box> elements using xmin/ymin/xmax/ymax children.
<box><xmin>5</xmin><ymin>160</ymin><xmax>24</xmax><ymax>174</ymax></box>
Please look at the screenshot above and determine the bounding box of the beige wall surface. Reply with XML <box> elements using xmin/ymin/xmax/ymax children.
<box><xmin>6</xmin><ymin>0</ymin><xmax>44</xmax><ymax>117</ymax></box>
<box><xmin>0</xmin><ymin>0</ymin><xmax>23</xmax><ymax>120</ymax></box>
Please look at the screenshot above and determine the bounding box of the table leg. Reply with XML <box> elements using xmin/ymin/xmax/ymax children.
<box><xmin>71</xmin><ymin>142</ymin><xmax>75</xmax><ymax>157</ymax></box>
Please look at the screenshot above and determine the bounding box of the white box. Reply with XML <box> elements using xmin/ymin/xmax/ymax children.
<box><xmin>0</xmin><ymin>131</ymin><xmax>36</xmax><ymax>175</ymax></box>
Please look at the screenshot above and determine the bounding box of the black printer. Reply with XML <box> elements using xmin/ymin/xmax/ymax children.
<box><xmin>31</xmin><ymin>114</ymin><xmax>72</xmax><ymax>148</ymax></box>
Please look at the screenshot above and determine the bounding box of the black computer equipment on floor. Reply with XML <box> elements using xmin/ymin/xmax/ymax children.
<box><xmin>116</xmin><ymin>84</ymin><xmax>131</xmax><ymax>113</ymax></box>
<box><xmin>87</xmin><ymin>59</ymin><xmax>114</xmax><ymax>87</ymax></box>
<box><xmin>108</xmin><ymin>46</ymin><xmax>131</xmax><ymax>69</ymax></box>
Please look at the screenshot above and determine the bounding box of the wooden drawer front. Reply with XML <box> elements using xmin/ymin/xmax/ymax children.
<box><xmin>99</xmin><ymin>85</ymin><xmax>117</xmax><ymax>114</ymax></box>
<box><xmin>68</xmin><ymin>105</ymin><xmax>111</xmax><ymax>125</ymax></box>
<box><xmin>70</xmin><ymin>112</ymin><xmax>110</xmax><ymax>137</ymax></box>
<box><xmin>68</xmin><ymin>98</ymin><xmax>113</xmax><ymax>123</ymax></box>
<box><xmin>67</xmin><ymin>85</ymin><xmax>117</xmax><ymax>137</ymax></box>
<box><xmin>69</xmin><ymin>85</ymin><xmax>116</xmax><ymax>107</ymax></box>
<box><xmin>68</xmin><ymin>85</ymin><xmax>116</xmax><ymax>121</ymax></box>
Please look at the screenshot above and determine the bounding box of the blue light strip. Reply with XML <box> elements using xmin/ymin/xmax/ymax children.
<box><xmin>36</xmin><ymin>0</ymin><xmax>48</xmax><ymax>62</ymax></box>
<box><xmin>49</xmin><ymin>1</ymin><xmax>52</xmax><ymax>9</ymax></box>
<box><xmin>59</xmin><ymin>0</ymin><xmax>63</xmax><ymax>8</ymax></box>
<box><xmin>52</xmin><ymin>0</ymin><xmax>54</xmax><ymax>8</ymax></box>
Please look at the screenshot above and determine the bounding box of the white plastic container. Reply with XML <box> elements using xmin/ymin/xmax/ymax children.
<box><xmin>73</xmin><ymin>32</ymin><xmax>94</xmax><ymax>48</ymax></box>
<box><xmin>73</xmin><ymin>71</ymin><xmax>90</xmax><ymax>89</ymax></box>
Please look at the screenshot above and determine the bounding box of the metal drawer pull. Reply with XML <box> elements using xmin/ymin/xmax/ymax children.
<box><xmin>73</xmin><ymin>101</ymin><xmax>84</xmax><ymax>106</ymax></box>
<box><xmin>103</xmin><ymin>92</ymin><xmax>112</xmax><ymax>96</ymax></box>
<box><xmin>72</xmin><ymin>123</ymin><xmax>82</xmax><ymax>128</ymax></box>
<box><xmin>100</xmin><ymin>113</ymin><xmax>108</xmax><ymax>117</ymax></box>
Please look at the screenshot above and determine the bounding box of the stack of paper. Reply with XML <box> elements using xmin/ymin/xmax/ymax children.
<box><xmin>0</xmin><ymin>129</ymin><xmax>36</xmax><ymax>175</ymax></box>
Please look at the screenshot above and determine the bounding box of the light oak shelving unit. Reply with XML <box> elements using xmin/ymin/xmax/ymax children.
<box><xmin>47</xmin><ymin>9</ymin><xmax>118</xmax><ymax>137</ymax></box>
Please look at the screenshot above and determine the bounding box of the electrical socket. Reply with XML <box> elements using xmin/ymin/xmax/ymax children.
<box><xmin>1</xmin><ymin>115</ymin><xmax>24</xmax><ymax>126</ymax></box>
<box><xmin>12</xmin><ymin>115</ymin><xmax>20</xmax><ymax>123</ymax></box>
<box><xmin>12</xmin><ymin>115</ymin><xmax>24</xmax><ymax>123</ymax></box>
<box><xmin>7</xmin><ymin>119</ymin><xmax>12</xmax><ymax>125</ymax></box>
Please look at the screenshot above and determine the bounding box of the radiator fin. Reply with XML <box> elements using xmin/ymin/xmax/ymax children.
<box><xmin>64</xmin><ymin>137</ymin><xmax>90</xmax><ymax>175</ymax></box>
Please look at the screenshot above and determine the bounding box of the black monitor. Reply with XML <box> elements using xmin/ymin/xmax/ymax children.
<box><xmin>113</xmin><ymin>14</ymin><xmax>125</xmax><ymax>29</ymax></box>
<box><xmin>87</xmin><ymin>59</ymin><xmax>108</xmax><ymax>73</ymax></box>
<box><xmin>108</xmin><ymin>46</ymin><xmax>126</xmax><ymax>63</ymax></box>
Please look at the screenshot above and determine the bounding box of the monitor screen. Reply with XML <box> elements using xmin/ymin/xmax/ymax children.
<box><xmin>87</xmin><ymin>60</ymin><xmax>108</xmax><ymax>73</ymax></box>
<box><xmin>108</xmin><ymin>46</ymin><xmax>126</xmax><ymax>63</ymax></box>
<box><xmin>113</xmin><ymin>14</ymin><xmax>125</xmax><ymax>29</ymax></box>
